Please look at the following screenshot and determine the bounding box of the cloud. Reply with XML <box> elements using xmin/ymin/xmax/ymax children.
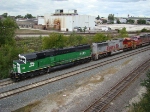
<box><xmin>0</xmin><ymin>0</ymin><xmax>149</xmax><ymax>17</ymax></box>
<box><xmin>102</xmin><ymin>0</ymin><xmax>146</xmax><ymax>2</ymax></box>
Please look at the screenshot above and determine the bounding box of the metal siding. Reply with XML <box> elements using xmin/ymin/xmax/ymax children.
<box><xmin>108</xmin><ymin>39</ymin><xmax>124</xmax><ymax>51</ymax></box>
<box><xmin>44</xmin><ymin>14</ymin><xmax>95</xmax><ymax>31</ymax></box>
<box><xmin>38</xmin><ymin>17</ymin><xmax>45</xmax><ymax>25</ymax></box>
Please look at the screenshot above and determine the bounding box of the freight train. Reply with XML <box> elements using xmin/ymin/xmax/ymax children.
<box><xmin>10</xmin><ymin>34</ymin><xmax>150</xmax><ymax>81</ymax></box>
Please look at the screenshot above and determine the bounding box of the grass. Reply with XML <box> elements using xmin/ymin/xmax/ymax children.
<box><xmin>12</xmin><ymin>100</ymin><xmax>41</xmax><ymax>112</ymax></box>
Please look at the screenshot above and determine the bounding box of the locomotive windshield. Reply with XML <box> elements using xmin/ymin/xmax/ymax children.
<box><xmin>19</xmin><ymin>54</ymin><xmax>26</xmax><ymax>63</ymax></box>
<box><xmin>19</xmin><ymin>58</ymin><xmax>26</xmax><ymax>63</ymax></box>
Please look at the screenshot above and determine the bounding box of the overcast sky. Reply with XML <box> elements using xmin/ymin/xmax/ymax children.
<box><xmin>0</xmin><ymin>0</ymin><xmax>150</xmax><ymax>18</ymax></box>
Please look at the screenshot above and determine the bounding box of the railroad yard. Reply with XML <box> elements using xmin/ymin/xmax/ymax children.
<box><xmin>0</xmin><ymin>45</ymin><xmax>150</xmax><ymax>112</ymax></box>
<box><xmin>1</xmin><ymin>0</ymin><xmax>150</xmax><ymax>111</ymax></box>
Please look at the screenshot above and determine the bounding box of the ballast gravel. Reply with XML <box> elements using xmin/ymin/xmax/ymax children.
<box><xmin>0</xmin><ymin>46</ymin><xmax>150</xmax><ymax>112</ymax></box>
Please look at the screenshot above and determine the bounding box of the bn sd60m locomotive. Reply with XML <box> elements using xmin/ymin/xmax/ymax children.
<box><xmin>11</xmin><ymin>34</ymin><xmax>150</xmax><ymax>81</ymax></box>
<box><xmin>11</xmin><ymin>45</ymin><xmax>91</xmax><ymax>81</ymax></box>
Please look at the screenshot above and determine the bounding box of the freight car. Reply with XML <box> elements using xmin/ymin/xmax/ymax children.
<box><xmin>11</xmin><ymin>44</ymin><xmax>91</xmax><ymax>81</ymax></box>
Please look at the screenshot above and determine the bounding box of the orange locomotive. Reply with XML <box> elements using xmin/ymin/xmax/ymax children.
<box><xmin>123</xmin><ymin>38</ymin><xmax>135</xmax><ymax>50</ymax></box>
<box><xmin>131</xmin><ymin>36</ymin><xmax>142</xmax><ymax>48</ymax></box>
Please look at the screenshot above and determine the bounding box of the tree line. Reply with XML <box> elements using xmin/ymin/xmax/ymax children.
<box><xmin>96</xmin><ymin>14</ymin><xmax>147</xmax><ymax>24</ymax></box>
<box><xmin>1</xmin><ymin>13</ymin><xmax>35</xmax><ymax>19</ymax></box>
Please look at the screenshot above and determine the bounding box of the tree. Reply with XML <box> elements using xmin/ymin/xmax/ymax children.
<box><xmin>92</xmin><ymin>33</ymin><xmax>110</xmax><ymax>42</ymax></box>
<box><xmin>102</xmin><ymin>19</ymin><xmax>107</xmax><ymax>24</ymax></box>
<box><xmin>66</xmin><ymin>33</ymin><xmax>88</xmax><ymax>46</ymax></box>
<box><xmin>96</xmin><ymin>15</ymin><xmax>100</xmax><ymax>20</ymax></box>
<box><xmin>0</xmin><ymin>17</ymin><xmax>18</xmax><ymax>46</ymax></box>
<box><xmin>118</xmin><ymin>27</ymin><xmax>128</xmax><ymax>38</ymax></box>
<box><xmin>117</xmin><ymin>19</ymin><xmax>121</xmax><ymax>24</ymax></box>
<box><xmin>0</xmin><ymin>18</ymin><xmax>23</xmax><ymax>79</ymax></box>
<box><xmin>141</xmin><ymin>28</ymin><xmax>148</xmax><ymax>32</ymax></box>
<box><xmin>2</xmin><ymin>13</ymin><xmax>8</xmax><ymax>18</ymax></box>
<box><xmin>108</xmin><ymin>14</ymin><xmax>114</xmax><ymax>23</ymax></box>
<box><xmin>24</xmin><ymin>13</ymin><xmax>34</xmax><ymax>19</ymax></box>
<box><xmin>83</xmin><ymin>26</ymin><xmax>87</xmax><ymax>33</ymax></box>
<box><xmin>137</xmin><ymin>19</ymin><xmax>146</xmax><ymax>24</ymax></box>
<box><xmin>42</xmin><ymin>33</ymin><xmax>68</xmax><ymax>49</ymax></box>
<box><xmin>127</xmin><ymin>19</ymin><xmax>135</xmax><ymax>24</ymax></box>
<box><xmin>0</xmin><ymin>45</ymin><xmax>24</xmax><ymax>79</ymax></box>
<box><xmin>15</xmin><ymin>15</ymin><xmax>23</xmax><ymax>19</ymax></box>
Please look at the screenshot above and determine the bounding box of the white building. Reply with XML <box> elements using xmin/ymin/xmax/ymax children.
<box><xmin>38</xmin><ymin>9</ymin><xmax>96</xmax><ymax>31</ymax></box>
<box><xmin>119</xmin><ymin>18</ymin><xmax>127</xmax><ymax>23</ymax></box>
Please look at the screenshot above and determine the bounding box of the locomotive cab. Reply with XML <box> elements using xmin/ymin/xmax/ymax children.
<box><xmin>10</xmin><ymin>53</ymin><xmax>37</xmax><ymax>81</ymax></box>
<box><xmin>11</xmin><ymin>59</ymin><xmax>25</xmax><ymax>80</ymax></box>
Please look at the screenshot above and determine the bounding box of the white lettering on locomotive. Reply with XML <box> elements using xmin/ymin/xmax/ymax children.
<box><xmin>80</xmin><ymin>52</ymin><xmax>86</xmax><ymax>55</ymax></box>
<box><xmin>29</xmin><ymin>62</ymin><xmax>35</xmax><ymax>67</ymax></box>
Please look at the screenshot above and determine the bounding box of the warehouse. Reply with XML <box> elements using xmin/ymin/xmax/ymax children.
<box><xmin>38</xmin><ymin>9</ymin><xmax>96</xmax><ymax>31</ymax></box>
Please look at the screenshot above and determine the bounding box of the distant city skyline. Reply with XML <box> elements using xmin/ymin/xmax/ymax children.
<box><xmin>0</xmin><ymin>0</ymin><xmax>150</xmax><ymax>17</ymax></box>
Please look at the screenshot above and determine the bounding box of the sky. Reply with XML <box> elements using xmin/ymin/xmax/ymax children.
<box><xmin>0</xmin><ymin>0</ymin><xmax>150</xmax><ymax>18</ymax></box>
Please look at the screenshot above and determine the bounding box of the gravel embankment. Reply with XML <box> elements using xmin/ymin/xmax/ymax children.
<box><xmin>0</xmin><ymin>46</ymin><xmax>149</xmax><ymax>112</ymax></box>
<box><xmin>105</xmin><ymin>67</ymin><xmax>149</xmax><ymax>112</ymax></box>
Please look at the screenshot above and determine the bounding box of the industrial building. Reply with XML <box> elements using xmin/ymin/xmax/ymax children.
<box><xmin>16</xmin><ymin>18</ymin><xmax>38</xmax><ymax>28</ymax></box>
<box><xmin>38</xmin><ymin>9</ymin><xmax>96</xmax><ymax>31</ymax></box>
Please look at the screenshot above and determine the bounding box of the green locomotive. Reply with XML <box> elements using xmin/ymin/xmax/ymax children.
<box><xmin>11</xmin><ymin>45</ymin><xmax>91</xmax><ymax>81</ymax></box>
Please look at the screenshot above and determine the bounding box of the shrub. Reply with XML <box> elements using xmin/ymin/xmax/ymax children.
<box><xmin>92</xmin><ymin>33</ymin><xmax>110</xmax><ymax>42</ymax></box>
<box><xmin>0</xmin><ymin>45</ymin><xmax>24</xmax><ymax>79</ymax></box>
<box><xmin>42</xmin><ymin>33</ymin><xmax>68</xmax><ymax>49</ymax></box>
<box><xmin>141</xmin><ymin>28</ymin><xmax>148</xmax><ymax>32</ymax></box>
<box><xmin>118</xmin><ymin>27</ymin><xmax>128</xmax><ymax>38</ymax></box>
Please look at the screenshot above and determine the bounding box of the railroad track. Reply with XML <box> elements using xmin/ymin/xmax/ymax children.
<box><xmin>0</xmin><ymin>46</ymin><xmax>149</xmax><ymax>89</ymax></box>
<box><xmin>0</xmin><ymin>46</ymin><xmax>150</xmax><ymax>100</ymax></box>
<box><xmin>84</xmin><ymin>59</ymin><xmax>150</xmax><ymax>112</ymax></box>
<box><xmin>0</xmin><ymin>79</ymin><xmax>14</xmax><ymax>88</ymax></box>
